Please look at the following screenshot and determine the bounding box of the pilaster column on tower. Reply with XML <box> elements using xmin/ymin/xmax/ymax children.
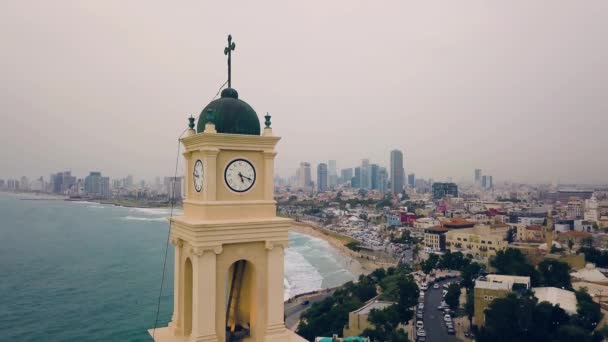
<box><xmin>200</xmin><ymin>148</ymin><xmax>220</xmax><ymax>201</ymax></box>
<box><xmin>190</xmin><ymin>245</ymin><xmax>223</xmax><ymax>342</ymax></box>
<box><xmin>264</xmin><ymin>240</ymin><xmax>289</xmax><ymax>337</ymax></box>
<box><xmin>169</xmin><ymin>237</ymin><xmax>184</xmax><ymax>335</ymax></box>
<box><xmin>182</xmin><ymin>151</ymin><xmax>193</xmax><ymax>200</ymax></box>
<box><xmin>262</xmin><ymin>151</ymin><xmax>277</xmax><ymax>201</ymax></box>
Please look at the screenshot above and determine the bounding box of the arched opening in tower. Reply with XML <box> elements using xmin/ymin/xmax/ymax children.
<box><xmin>183</xmin><ymin>257</ymin><xmax>193</xmax><ymax>336</ymax></box>
<box><xmin>225</xmin><ymin>259</ymin><xmax>254</xmax><ymax>341</ymax></box>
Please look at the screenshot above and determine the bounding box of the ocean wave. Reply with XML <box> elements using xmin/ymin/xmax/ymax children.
<box><xmin>121</xmin><ymin>216</ymin><xmax>167</xmax><ymax>222</ymax></box>
<box><xmin>283</xmin><ymin>248</ymin><xmax>324</xmax><ymax>301</ymax></box>
<box><xmin>87</xmin><ymin>205</ymin><xmax>105</xmax><ymax>209</ymax></box>
<box><xmin>128</xmin><ymin>208</ymin><xmax>172</xmax><ymax>216</ymax></box>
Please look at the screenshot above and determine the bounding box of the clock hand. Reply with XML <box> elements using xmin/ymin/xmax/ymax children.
<box><xmin>238</xmin><ymin>172</ymin><xmax>245</xmax><ymax>183</ymax></box>
<box><xmin>241</xmin><ymin>174</ymin><xmax>253</xmax><ymax>181</ymax></box>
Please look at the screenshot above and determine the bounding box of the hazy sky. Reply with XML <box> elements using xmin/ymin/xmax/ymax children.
<box><xmin>1</xmin><ymin>1</ymin><xmax>607</xmax><ymax>184</ymax></box>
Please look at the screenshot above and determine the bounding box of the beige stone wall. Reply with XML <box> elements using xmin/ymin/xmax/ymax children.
<box><xmin>473</xmin><ymin>288</ymin><xmax>509</xmax><ymax>327</ymax></box>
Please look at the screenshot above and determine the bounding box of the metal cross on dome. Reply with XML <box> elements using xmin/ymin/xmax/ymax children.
<box><xmin>224</xmin><ymin>34</ymin><xmax>236</xmax><ymax>88</ymax></box>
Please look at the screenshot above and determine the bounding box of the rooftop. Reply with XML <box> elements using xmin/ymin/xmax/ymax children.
<box><xmin>532</xmin><ymin>287</ymin><xmax>577</xmax><ymax>314</ymax></box>
<box><xmin>475</xmin><ymin>274</ymin><xmax>531</xmax><ymax>290</ymax></box>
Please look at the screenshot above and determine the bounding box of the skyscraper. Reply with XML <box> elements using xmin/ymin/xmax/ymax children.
<box><xmin>370</xmin><ymin>164</ymin><xmax>379</xmax><ymax>190</ymax></box>
<box><xmin>482</xmin><ymin>175</ymin><xmax>487</xmax><ymax>189</ymax></box>
<box><xmin>488</xmin><ymin>175</ymin><xmax>493</xmax><ymax>189</ymax></box>
<box><xmin>390</xmin><ymin>150</ymin><xmax>404</xmax><ymax>194</ymax></box>
<box><xmin>475</xmin><ymin>169</ymin><xmax>482</xmax><ymax>184</ymax></box>
<box><xmin>328</xmin><ymin>160</ymin><xmax>338</xmax><ymax>188</ymax></box>
<box><xmin>408</xmin><ymin>173</ymin><xmax>415</xmax><ymax>188</ymax></box>
<box><xmin>317</xmin><ymin>163</ymin><xmax>328</xmax><ymax>192</ymax></box>
<box><xmin>340</xmin><ymin>168</ymin><xmax>353</xmax><ymax>185</ymax></box>
<box><xmin>298</xmin><ymin>162</ymin><xmax>312</xmax><ymax>187</ymax></box>
<box><xmin>352</xmin><ymin>167</ymin><xmax>361</xmax><ymax>188</ymax></box>
<box><xmin>378</xmin><ymin>167</ymin><xmax>388</xmax><ymax>193</ymax></box>
<box><xmin>360</xmin><ymin>159</ymin><xmax>371</xmax><ymax>189</ymax></box>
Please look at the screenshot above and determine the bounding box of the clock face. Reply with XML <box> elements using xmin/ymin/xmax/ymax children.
<box><xmin>224</xmin><ymin>159</ymin><xmax>256</xmax><ymax>193</ymax></box>
<box><xmin>193</xmin><ymin>159</ymin><xmax>203</xmax><ymax>192</ymax></box>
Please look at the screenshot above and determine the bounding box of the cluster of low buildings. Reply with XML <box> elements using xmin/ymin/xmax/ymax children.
<box><xmin>1</xmin><ymin>171</ymin><xmax>185</xmax><ymax>205</ymax></box>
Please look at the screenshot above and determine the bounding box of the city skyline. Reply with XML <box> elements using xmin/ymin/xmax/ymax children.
<box><xmin>2</xmin><ymin>1</ymin><xmax>608</xmax><ymax>184</ymax></box>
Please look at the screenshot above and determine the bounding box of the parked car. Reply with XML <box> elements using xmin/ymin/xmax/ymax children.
<box><xmin>417</xmin><ymin>329</ymin><xmax>426</xmax><ymax>337</ymax></box>
<box><xmin>416</xmin><ymin>321</ymin><xmax>424</xmax><ymax>329</ymax></box>
<box><xmin>417</xmin><ymin>336</ymin><xmax>426</xmax><ymax>342</ymax></box>
<box><xmin>433</xmin><ymin>283</ymin><xmax>440</xmax><ymax>289</ymax></box>
<box><xmin>444</xmin><ymin>314</ymin><xmax>452</xmax><ymax>322</ymax></box>
<box><xmin>447</xmin><ymin>327</ymin><xmax>455</xmax><ymax>335</ymax></box>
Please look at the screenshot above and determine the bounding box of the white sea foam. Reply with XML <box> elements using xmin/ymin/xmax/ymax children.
<box><xmin>87</xmin><ymin>205</ymin><xmax>105</xmax><ymax>209</ymax></box>
<box><xmin>128</xmin><ymin>208</ymin><xmax>172</xmax><ymax>216</ymax></box>
<box><xmin>283</xmin><ymin>248</ymin><xmax>324</xmax><ymax>301</ymax></box>
<box><xmin>122</xmin><ymin>216</ymin><xmax>168</xmax><ymax>222</ymax></box>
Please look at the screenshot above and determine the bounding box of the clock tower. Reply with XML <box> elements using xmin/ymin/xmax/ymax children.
<box><xmin>150</xmin><ymin>36</ymin><xmax>306</xmax><ymax>342</ymax></box>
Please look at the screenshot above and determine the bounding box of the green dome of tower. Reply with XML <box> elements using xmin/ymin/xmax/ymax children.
<box><xmin>196</xmin><ymin>88</ymin><xmax>260</xmax><ymax>135</ymax></box>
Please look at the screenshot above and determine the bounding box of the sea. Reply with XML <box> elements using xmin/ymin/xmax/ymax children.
<box><xmin>0</xmin><ymin>192</ymin><xmax>357</xmax><ymax>342</ymax></box>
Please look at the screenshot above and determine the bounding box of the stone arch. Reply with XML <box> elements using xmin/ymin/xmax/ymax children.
<box><xmin>225</xmin><ymin>259</ymin><xmax>256</xmax><ymax>341</ymax></box>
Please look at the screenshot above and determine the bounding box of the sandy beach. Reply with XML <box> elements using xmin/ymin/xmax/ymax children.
<box><xmin>290</xmin><ymin>221</ymin><xmax>386</xmax><ymax>275</ymax></box>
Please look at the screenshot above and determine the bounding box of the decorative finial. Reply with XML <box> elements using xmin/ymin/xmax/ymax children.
<box><xmin>188</xmin><ymin>115</ymin><xmax>195</xmax><ymax>129</ymax></box>
<box><xmin>264</xmin><ymin>112</ymin><xmax>272</xmax><ymax>128</ymax></box>
<box><xmin>224</xmin><ymin>34</ymin><xmax>236</xmax><ymax>88</ymax></box>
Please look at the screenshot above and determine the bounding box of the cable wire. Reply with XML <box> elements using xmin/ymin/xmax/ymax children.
<box><xmin>151</xmin><ymin>127</ymin><xmax>188</xmax><ymax>341</ymax></box>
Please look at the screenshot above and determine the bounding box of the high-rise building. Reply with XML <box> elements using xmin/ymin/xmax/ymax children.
<box><xmin>124</xmin><ymin>174</ymin><xmax>134</xmax><ymax>189</ymax></box>
<box><xmin>340</xmin><ymin>168</ymin><xmax>353</xmax><ymax>185</ymax></box>
<box><xmin>51</xmin><ymin>171</ymin><xmax>76</xmax><ymax>194</ymax></box>
<box><xmin>101</xmin><ymin>177</ymin><xmax>111</xmax><ymax>198</ymax></box>
<box><xmin>482</xmin><ymin>175</ymin><xmax>487</xmax><ymax>189</ymax></box>
<box><xmin>85</xmin><ymin>172</ymin><xmax>102</xmax><ymax>195</ymax></box>
<box><xmin>352</xmin><ymin>167</ymin><xmax>361</xmax><ymax>188</ymax></box>
<box><xmin>298</xmin><ymin>162</ymin><xmax>312</xmax><ymax>187</ymax></box>
<box><xmin>164</xmin><ymin>176</ymin><xmax>183</xmax><ymax>201</ymax></box>
<box><xmin>370</xmin><ymin>164</ymin><xmax>379</xmax><ymax>190</ymax></box>
<box><xmin>360</xmin><ymin>159</ymin><xmax>371</xmax><ymax>189</ymax></box>
<box><xmin>475</xmin><ymin>169</ymin><xmax>482</xmax><ymax>184</ymax></box>
<box><xmin>408</xmin><ymin>173</ymin><xmax>415</xmax><ymax>188</ymax></box>
<box><xmin>378</xmin><ymin>167</ymin><xmax>388</xmax><ymax>193</ymax></box>
<box><xmin>488</xmin><ymin>176</ymin><xmax>493</xmax><ymax>189</ymax></box>
<box><xmin>328</xmin><ymin>160</ymin><xmax>337</xmax><ymax>188</ymax></box>
<box><xmin>432</xmin><ymin>182</ymin><xmax>459</xmax><ymax>199</ymax></box>
<box><xmin>20</xmin><ymin>176</ymin><xmax>29</xmax><ymax>191</ymax></box>
<box><xmin>390</xmin><ymin>150</ymin><xmax>404</xmax><ymax>194</ymax></box>
<box><xmin>317</xmin><ymin>163</ymin><xmax>328</xmax><ymax>192</ymax></box>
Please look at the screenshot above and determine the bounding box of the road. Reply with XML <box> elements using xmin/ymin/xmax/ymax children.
<box><xmin>419</xmin><ymin>278</ymin><xmax>461</xmax><ymax>342</ymax></box>
<box><xmin>284</xmin><ymin>290</ymin><xmax>335</xmax><ymax>330</ymax></box>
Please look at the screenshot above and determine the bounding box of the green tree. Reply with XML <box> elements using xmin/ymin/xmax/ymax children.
<box><xmin>465</xmin><ymin>291</ymin><xmax>474</xmax><ymax>328</ymax></box>
<box><xmin>573</xmin><ymin>288</ymin><xmax>603</xmax><ymax>331</ymax></box>
<box><xmin>421</xmin><ymin>253</ymin><xmax>439</xmax><ymax>274</ymax></box>
<box><xmin>445</xmin><ymin>283</ymin><xmax>461</xmax><ymax>310</ymax></box>
<box><xmin>363</xmin><ymin>305</ymin><xmax>409</xmax><ymax>342</ymax></box>
<box><xmin>537</xmin><ymin>259</ymin><xmax>572</xmax><ymax>289</ymax></box>
<box><xmin>461</xmin><ymin>262</ymin><xmax>484</xmax><ymax>290</ymax></box>
<box><xmin>491</xmin><ymin>248</ymin><xmax>540</xmax><ymax>285</ymax></box>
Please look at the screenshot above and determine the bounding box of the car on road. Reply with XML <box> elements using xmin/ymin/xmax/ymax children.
<box><xmin>433</xmin><ymin>283</ymin><xmax>440</xmax><ymax>289</ymax></box>
<box><xmin>416</xmin><ymin>337</ymin><xmax>426</xmax><ymax>342</ymax></box>
<box><xmin>420</xmin><ymin>284</ymin><xmax>428</xmax><ymax>291</ymax></box>
<box><xmin>416</xmin><ymin>321</ymin><xmax>424</xmax><ymax>329</ymax></box>
<box><xmin>301</xmin><ymin>300</ymin><xmax>309</xmax><ymax>305</ymax></box>
<box><xmin>417</xmin><ymin>329</ymin><xmax>426</xmax><ymax>337</ymax></box>
<box><xmin>444</xmin><ymin>314</ymin><xmax>452</xmax><ymax>322</ymax></box>
<box><xmin>447</xmin><ymin>327</ymin><xmax>455</xmax><ymax>335</ymax></box>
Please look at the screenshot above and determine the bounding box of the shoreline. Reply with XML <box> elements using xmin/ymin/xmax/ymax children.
<box><xmin>290</xmin><ymin>221</ymin><xmax>384</xmax><ymax>275</ymax></box>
